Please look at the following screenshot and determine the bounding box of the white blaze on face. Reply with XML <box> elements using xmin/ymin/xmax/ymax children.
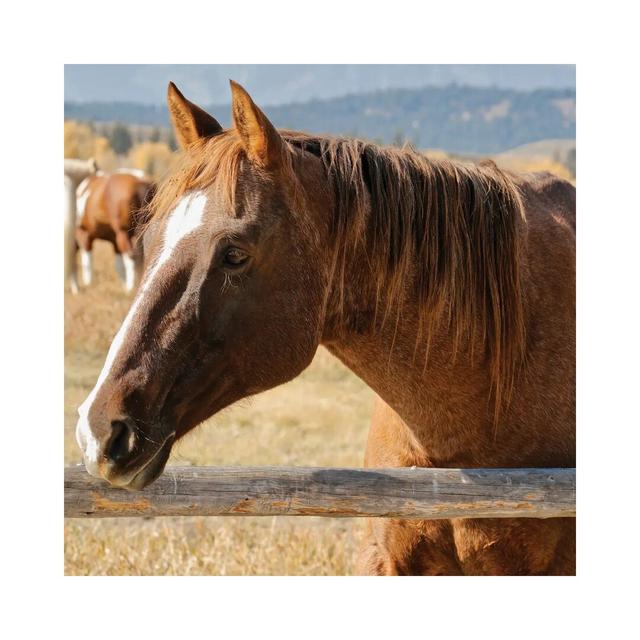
<box><xmin>76</xmin><ymin>191</ymin><xmax>208</xmax><ymax>463</ymax></box>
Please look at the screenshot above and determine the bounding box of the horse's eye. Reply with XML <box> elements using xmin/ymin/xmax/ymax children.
<box><xmin>223</xmin><ymin>247</ymin><xmax>249</xmax><ymax>267</ymax></box>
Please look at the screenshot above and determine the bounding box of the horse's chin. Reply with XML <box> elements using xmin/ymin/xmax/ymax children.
<box><xmin>128</xmin><ymin>441</ymin><xmax>173</xmax><ymax>490</ymax></box>
<box><xmin>102</xmin><ymin>434</ymin><xmax>174</xmax><ymax>491</ymax></box>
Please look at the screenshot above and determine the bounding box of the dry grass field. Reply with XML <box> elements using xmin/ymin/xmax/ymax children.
<box><xmin>64</xmin><ymin>242</ymin><xmax>374</xmax><ymax>575</ymax></box>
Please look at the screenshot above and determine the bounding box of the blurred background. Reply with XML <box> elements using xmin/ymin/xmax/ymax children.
<box><xmin>64</xmin><ymin>64</ymin><xmax>576</xmax><ymax>575</ymax></box>
<box><xmin>65</xmin><ymin>64</ymin><xmax>576</xmax><ymax>179</ymax></box>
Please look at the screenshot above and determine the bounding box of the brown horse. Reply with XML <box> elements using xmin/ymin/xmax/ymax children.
<box><xmin>75</xmin><ymin>81</ymin><xmax>575</xmax><ymax>575</ymax></box>
<box><xmin>75</xmin><ymin>171</ymin><xmax>155</xmax><ymax>292</ymax></box>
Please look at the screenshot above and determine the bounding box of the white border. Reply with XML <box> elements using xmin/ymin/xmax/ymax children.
<box><xmin>2</xmin><ymin>0</ymin><xmax>638</xmax><ymax>638</ymax></box>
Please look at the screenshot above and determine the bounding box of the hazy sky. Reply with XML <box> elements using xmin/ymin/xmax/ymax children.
<box><xmin>65</xmin><ymin>64</ymin><xmax>575</xmax><ymax>105</ymax></box>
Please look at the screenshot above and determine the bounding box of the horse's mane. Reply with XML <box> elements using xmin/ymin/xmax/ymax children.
<box><xmin>149</xmin><ymin>130</ymin><xmax>526</xmax><ymax>414</ymax></box>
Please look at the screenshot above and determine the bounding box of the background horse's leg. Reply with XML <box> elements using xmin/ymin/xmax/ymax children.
<box><xmin>74</xmin><ymin>227</ymin><xmax>93</xmax><ymax>291</ymax></box>
<box><xmin>122</xmin><ymin>253</ymin><xmax>136</xmax><ymax>292</ymax></box>
<box><xmin>69</xmin><ymin>250</ymin><xmax>79</xmax><ymax>295</ymax></box>
<box><xmin>114</xmin><ymin>252</ymin><xmax>126</xmax><ymax>285</ymax></box>
<box><xmin>114</xmin><ymin>230</ymin><xmax>136</xmax><ymax>293</ymax></box>
<box><xmin>80</xmin><ymin>249</ymin><xmax>93</xmax><ymax>286</ymax></box>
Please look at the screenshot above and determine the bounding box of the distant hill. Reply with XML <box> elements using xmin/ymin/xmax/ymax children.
<box><xmin>64</xmin><ymin>84</ymin><xmax>576</xmax><ymax>155</ymax></box>
<box><xmin>64</xmin><ymin>64</ymin><xmax>576</xmax><ymax>105</ymax></box>
<box><xmin>495</xmin><ymin>139</ymin><xmax>576</xmax><ymax>159</ymax></box>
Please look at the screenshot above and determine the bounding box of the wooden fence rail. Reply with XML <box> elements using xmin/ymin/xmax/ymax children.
<box><xmin>64</xmin><ymin>466</ymin><xmax>575</xmax><ymax>519</ymax></box>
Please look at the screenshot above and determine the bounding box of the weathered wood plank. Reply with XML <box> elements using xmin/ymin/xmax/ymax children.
<box><xmin>64</xmin><ymin>466</ymin><xmax>576</xmax><ymax>519</ymax></box>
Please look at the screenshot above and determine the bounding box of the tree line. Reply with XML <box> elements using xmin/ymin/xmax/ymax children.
<box><xmin>65</xmin><ymin>84</ymin><xmax>575</xmax><ymax>155</ymax></box>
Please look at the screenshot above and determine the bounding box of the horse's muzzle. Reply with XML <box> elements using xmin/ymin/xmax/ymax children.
<box><xmin>80</xmin><ymin>420</ymin><xmax>175</xmax><ymax>490</ymax></box>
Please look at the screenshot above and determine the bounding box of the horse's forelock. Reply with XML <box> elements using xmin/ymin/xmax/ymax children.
<box><xmin>148</xmin><ymin>131</ymin><xmax>246</xmax><ymax>226</ymax></box>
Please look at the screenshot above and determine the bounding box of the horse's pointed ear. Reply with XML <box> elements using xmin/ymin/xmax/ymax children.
<box><xmin>167</xmin><ymin>82</ymin><xmax>222</xmax><ymax>149</ymax></box>
<box><xmin>230</xmin><ymin>80</ymin><xmax>284</xmax><ymax>170</ymax></box>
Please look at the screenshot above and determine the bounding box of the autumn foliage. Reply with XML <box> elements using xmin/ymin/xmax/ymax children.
<box><xmin>64</xmin><ymin>120</ymin><xmax>175</xmax><ymax>179</ymax></box>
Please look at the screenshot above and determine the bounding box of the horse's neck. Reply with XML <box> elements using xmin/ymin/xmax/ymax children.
<box><xmin>319</xmin><ymin>176</ymin><xmax>576</xmax><ymax>467</ymax></box>
<box><xmin>321</xmin><ymin>282</ymin><xmax>497</xmax><ymax>465</ymax></box>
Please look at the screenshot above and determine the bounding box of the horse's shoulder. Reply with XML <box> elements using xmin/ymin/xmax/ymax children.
<box><xmin>531</xmin><ymin>171</ymin><xmax>574</xmax><ymax>203</ymax></box>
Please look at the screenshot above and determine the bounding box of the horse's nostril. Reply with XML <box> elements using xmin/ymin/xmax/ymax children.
<box><xmin>106</xmin><ymin>420</ymin><xmax>136</xmax><ymax>463</ymax></box>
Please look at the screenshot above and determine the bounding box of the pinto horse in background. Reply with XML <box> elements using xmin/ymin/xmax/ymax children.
<box><xmin>65</xmin><ymin>158</ymin><xmax>99</xmax><ymax>294</ymax></box>
<box><xmin>76</xmin><ymin>81</ymin><xmax>575</xmax><ymax>575</ymax></box>
<box><xmin>75</xmin><ymin>171</ymin><xmax>155</xmax><ymax>292</ymax></box>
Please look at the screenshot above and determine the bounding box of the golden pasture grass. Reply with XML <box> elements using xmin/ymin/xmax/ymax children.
<box><xmin>65</xmin><ymin>517</ymin><xmax>358</xmax><ymax>576</ymax></box>
<box><xmin>65</xmin><ymin>242</ymin><xmax>374</xmax><ymax>575</ymax></box>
